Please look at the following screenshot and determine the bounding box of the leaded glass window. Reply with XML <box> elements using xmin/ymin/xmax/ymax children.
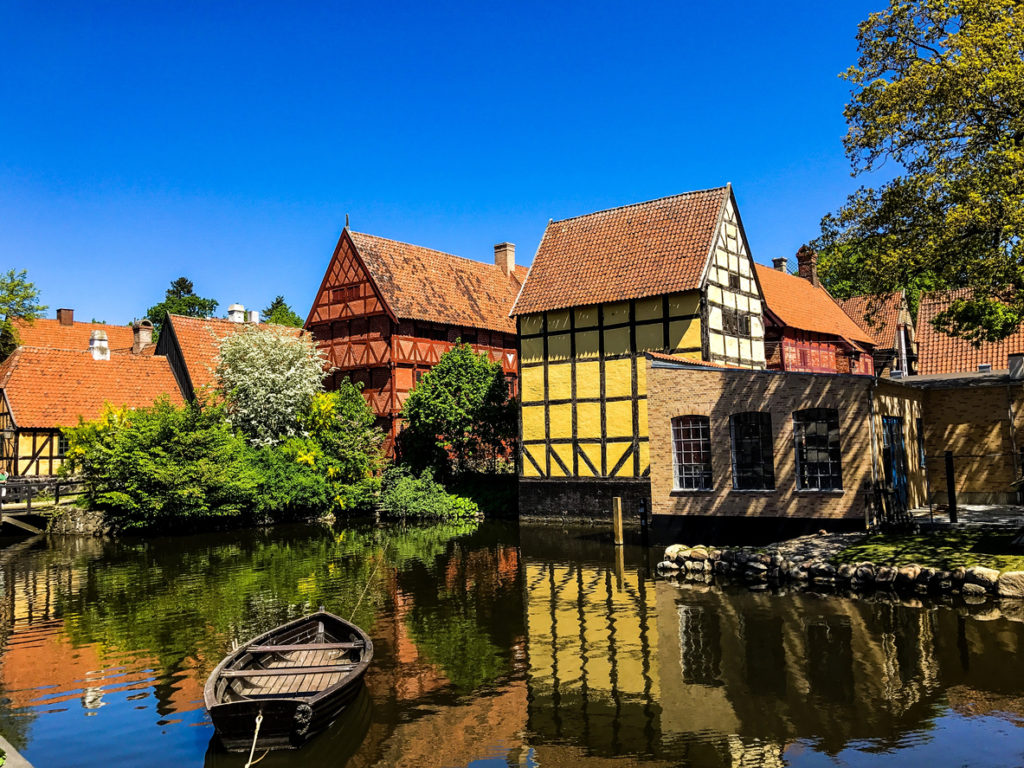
<box><xmin>730</xmin><ymin>412</ymin><xmax>774</xmax><ymax>489</ymax></box>
<box><xmin>793</xmin><ymin>408</ymin><xmax>843</xmax><ymax>490</ymax></box>
<box><xmin>672</xmin><ymin>416</ymin><xmax>712</xmax><ymax>490</ymax></box>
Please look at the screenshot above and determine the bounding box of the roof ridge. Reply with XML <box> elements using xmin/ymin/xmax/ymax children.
<box><xmin>349</xmin><ymin>230</ymin><xmax>506</xmax><ymax>273</ymax></box>
<box><xmin>548</xmin><ymin>185</ymin><xmax>729</xmax><ymax>225</ymax></box>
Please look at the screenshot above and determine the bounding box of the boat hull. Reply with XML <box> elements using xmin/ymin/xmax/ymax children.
<box><xmin>209</xmin><ymin>674</ymin><xmax>367</xmax><ymax>751</ymax></box>
<box><xmin>204</xmin><ymin>611</ymin><xmax>373</xmax><ymax>752</ymax></box>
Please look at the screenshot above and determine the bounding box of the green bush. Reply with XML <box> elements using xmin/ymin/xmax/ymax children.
<box><xmin>377</xmin><ymin>466</ymin><xmax>480</xmax><ymax>521</ymax></box>
<box><xmin>64</xmin><ymin>399</ymin><xmax>261</xmax><ymax>531</ymax></box>
<box><xmin>63</xmin><ymin>384</ymin><xmax>386</xmax><ymax>531</ymax></box>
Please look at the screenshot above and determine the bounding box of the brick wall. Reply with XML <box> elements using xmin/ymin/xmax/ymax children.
<box><xmin>922</xmin><ymin>383</ymin><xmax>1024</xmax><ymax>504</ymax></box>
<box><xmin>646</xmin><ymin>363</ymin><xmax>922</xmax><ymax>521</ymax></box>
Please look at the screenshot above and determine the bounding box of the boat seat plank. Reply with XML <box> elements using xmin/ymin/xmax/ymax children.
<box><xmin>249</xmin><ymin>642</ymin><xmax>363</xmax><ymax>653</ymax></box>
<box><xmin>221</xmin><ymin>664</ymin><xmax>356</xmax><ymax>678</ymax></box>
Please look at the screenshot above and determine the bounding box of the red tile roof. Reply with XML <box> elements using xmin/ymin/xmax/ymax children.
<box><xmin>511</xmin><ymin>187</ymin><xmax>730</xmax><ymax>316</ymax></box>
<box><xmin>838</xmin><ymin>294</ymin><xmax>904</xmax><ymax>349</ymax></box>
<box><xmin>166</xmin><ymin>315</ymin><xmax>304</xmax><ymax>396</ymax></box>
<box><xmin>916</xmin><ymin>289</ymin><xmax>1024</xmax><ymax>375</ymax></box>
<box><xmin>0</xmin><ymin>347</ymin><xmax>184</xmax><ymax>429</ymax></box>
<box><xmin>347</xmin><ymin>231</ymin><xmax>526</xmax><ymax>334</ymax></box>
<box><xmin>646</xmin><ymin>351</ymin><xmax>747</xmax><ymax>370</ymax></box>
<box><xmin>754</xmin><ymin>265</ymin><xmax>876</xmax><ymax>347</ymax></box>
<box><xmin>9</xmin><ymin>318</ymin><xmax>136</xmax><ymax>353</ymax></box>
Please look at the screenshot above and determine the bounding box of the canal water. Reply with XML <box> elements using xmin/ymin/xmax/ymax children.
<box><xmin>1</xmin><ymin>520</ymin><xmax>1023</xmax><ymax>768</ymax></box>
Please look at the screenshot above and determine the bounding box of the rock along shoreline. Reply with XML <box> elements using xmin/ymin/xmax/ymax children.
<box><xmin>657</xmin><ymin>534</ymin><xmax>1024</xmax><ymax>600</ymax></box>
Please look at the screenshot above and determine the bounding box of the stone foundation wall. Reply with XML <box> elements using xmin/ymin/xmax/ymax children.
<box><xmin>518</xmin><ymin>478</ymin><xmax>651</xmax><ymax>522</ymax></box>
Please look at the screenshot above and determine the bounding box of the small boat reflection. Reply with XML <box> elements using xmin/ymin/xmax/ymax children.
<box><xmin>204</xmin><ymin>683</ymin><xmax>373</xmax><ymax>767</ymax></box>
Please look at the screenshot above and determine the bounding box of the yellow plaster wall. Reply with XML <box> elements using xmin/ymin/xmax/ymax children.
<box><xmin>519</xmin><ymin>291</ymin><xmax>700</xmax><ymax>479</ymax></box>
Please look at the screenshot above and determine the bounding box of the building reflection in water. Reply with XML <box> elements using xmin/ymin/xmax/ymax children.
<box><xmin>519</xmin><ymin>530</ymin><xmax>1024</xmax><ymax>767</ymax></box>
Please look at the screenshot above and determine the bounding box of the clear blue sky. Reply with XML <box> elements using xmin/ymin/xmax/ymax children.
<box><xmin>2</xmin><ymin>1</ymin><xmax>883</xmax><ymax>325</ymax></box>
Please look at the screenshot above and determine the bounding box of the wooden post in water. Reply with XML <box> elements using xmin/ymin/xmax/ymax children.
<box><xmin>945</xmin><ymin>450</ymin><xmax>958</xmax><ymax>524</ymax></box>
<box><xmin>612</xmin><ymin>497</ymin><xmax>624</xmax><ymax>546</ymax></box>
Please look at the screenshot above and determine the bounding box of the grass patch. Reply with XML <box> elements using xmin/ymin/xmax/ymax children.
<box><xmin>833</xmin><ymin>529</ymin><xmax>1024</xmax><ymax>572</ymax></box>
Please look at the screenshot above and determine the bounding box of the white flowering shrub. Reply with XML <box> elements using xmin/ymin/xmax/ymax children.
<box><xmin>216</xmin><ymin>325</ymin><xmax>330</xmax><ymax>443</ymax></box>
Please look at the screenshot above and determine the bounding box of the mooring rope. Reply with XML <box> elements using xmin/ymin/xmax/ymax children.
<box><xmin>349</xmin><ymin>538</ymin><xmax>389</xmax><ymax>622</ymax></box>
<box><xmin>243</xmin><ymin>712</ymin><xmax>266</xmax><ymax>768</ymax></box>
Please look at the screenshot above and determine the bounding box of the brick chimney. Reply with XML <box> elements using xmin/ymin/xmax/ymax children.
<box><xmin>57</xmin><ymin>308</ymin><xmax>74</xmax><ymax>326</ymax></box>
<box><xmin>772</xmin><ymin>257</ymin><xmax>787</xmax><ymax>273</ymax></box>
<box><xmin>132</xmin><ymin>320</ymin><xmax>153</xmax><ymax>354</ymax></box>
<box><xmin>89</xmin><ymin>330</ymin><xmax>110</xmax><ymax>361</ymax></box>
<box><xmin>796</xmin><ymin>245</ymin><xmax>819</xmax><ymax>287</ymax></box>
<box><xmin>494</xmin><ymin>243</ymin><xmax>515</xmax><ymax>276</ymax></box>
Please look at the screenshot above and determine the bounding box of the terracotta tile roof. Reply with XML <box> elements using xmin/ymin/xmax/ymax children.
<box><xmin>347</xmin><ymin>231</ymin><xmax>524</xmax><ymax>334</ymax></box>
<box><xmin>916</xmin><ymin>288</ymin><xmax>1024</xmax><ymax>375</ymax></box>
<box><xmin>166</xmin><ymin>315</ymin><xmax>304</xmax><ymax>395</ymax></box>
<box><xmin>9</xmin><ymin>318</ymin><xmax>136</xmax><ymax>353</ymax></box>
<box><xmin>839</xmin><ymin>294</ymin><xmax>903</xmax><ymax>349</ymax></box>
<box><xmin>0</xmin><ymin>347</ymin><xmax>184</xmax><ymax>429</ymax></box>
<box><xmin>754</xmin><ymin>265</ymin><xmax>876</xmax><ymax>346</ymax></box>
<box><xmin>511</xmin><ymin>187</ymin><xmax>730</xmax><ymax>316</ymax></box>
<box><xmin>646</xmin><ymin>351</ymin><xmax>747</xmax><ymax>370</ymax></box>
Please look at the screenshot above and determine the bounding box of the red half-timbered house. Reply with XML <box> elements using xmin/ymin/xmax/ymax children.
<box><xmin>757</xmin><ymin>248</ymin><xmax>877</xmax><ymax>376</ymax></box>
<box><xmin>306</xmin><ymin>229</ymin><xmax>526</xmax><ymax>447</ymax></box>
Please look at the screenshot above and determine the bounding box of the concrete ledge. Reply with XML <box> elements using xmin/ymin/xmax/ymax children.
<box><xmin>0</xmin><ymin>732</ymin><xmax>34</xmax><ymax>768</ymax></box>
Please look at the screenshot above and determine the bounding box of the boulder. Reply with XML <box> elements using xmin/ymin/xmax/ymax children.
<box><xmin>837</xmin><ymin>563</ymin><xmax>856</xmax><ymax>581</ymax></box>
<box><xmin>664</xmin><ymin>544</ymin><xmax>688</xmax><ymax>561</ymax></box>
<box><xmin>656</xmin><ymin>560</ymin><xmax>680</xmax><ymax>572</ymax></box>
<box><xmin>856</xmin><ymin>565</ymin><xmax>875</xmax><ymax>581</ymax></box>
<box><xmin>896</xmin><ymin>565</ymin><xmax>921</xmax><ymax>589</ymax></box>
<box><xmin>809</xmin><ymin>562</ymin><xmax>837</xmax><ymax>579</ymax></box>
<box><xmin>997</xmin><ymin>571</ymin><xmax>1024</xmax><ymax>599</ymax></box>
<box><xmin>962</xmin><ymin>582</ymin><xmax>988</xmax><ymax>597</ymax></box>
<box><xmin>721</xmin><ymin>549</ymin><xmax>736</xmax><ymax>563</ymax></box>
<box><xmin>688</xmin><ymin>548</ymin><xmax>709</xmax><ymax>561</ymax></box>
<box><xmin>714</xmin><ymin>560</ymin><xmax>730</xmax><ymax>575</ymax></box>
<box><xmin>951</xmin><ymin>567</ymin><xmax>967</xmax><ymax>587</ymax></box>
<box><xmin>966</xmin><ymin>566</ymin><xmax>1000</xmax><ymax>591</ymax></box>
<box><xmin>875</xmin><ymin>566</ymin><xmax>897</xmax><ymax>586</ymax></box>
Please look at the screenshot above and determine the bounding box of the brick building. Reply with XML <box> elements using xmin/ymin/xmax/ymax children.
<box><xmin>5</xmin><ymin>308</ymin><xmax>149</xmax><ymax>357</ymax></box>
<box><xmin>758</xmin><ymin>249</ymin><xmax>877</xmax><ymax>376</ymax></box>
<box><xmin>907</xmin><ymin>363</ymin><xmax>1024</xmax><ymax>505</ymax></box>
<box><xmin>511</xmin><ymin>186</ymin><xmax>769</xmax><ymax>517</ymax></box>
<box><xmin>645</xmin><ymin>355</ymin><xmax>925</xmax><ymax>528</ymax></box>
<box><xmin>306</xmin><ymin>228</ymin><xmax>524</xmax><ymax>448</ymax></box>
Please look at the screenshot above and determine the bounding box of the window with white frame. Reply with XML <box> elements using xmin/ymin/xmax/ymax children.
<box><xmin>793</xmin><ymin>408</ymin><xmax>842</xmax><ymax>490</ymax></box>
<box><xmin>672</xmin><ymin>416</ymin><xmax>712</xmax><ymax>490</ymax></box>
<box><xmin>729</xmin><ymin>412</ymin><xmax>774</xmax><ymax>489</ymax></box>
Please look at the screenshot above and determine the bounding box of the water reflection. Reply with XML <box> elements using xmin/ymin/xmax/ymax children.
<box><xmin>0</xmin><ymin>523</ymin><xmax>1022</xmax><ymax>767</ymax></box>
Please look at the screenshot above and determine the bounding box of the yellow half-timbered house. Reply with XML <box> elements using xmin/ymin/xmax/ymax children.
<box><xmin>511</xmin><ymin>185</ymin><xmax>766</xmax><ymax>514</ymax></box>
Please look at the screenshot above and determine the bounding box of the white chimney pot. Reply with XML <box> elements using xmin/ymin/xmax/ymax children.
<box><xmin>227</xmin><ymin>304</ymin><xmax>245</xmax><ymax>323</ymax></box>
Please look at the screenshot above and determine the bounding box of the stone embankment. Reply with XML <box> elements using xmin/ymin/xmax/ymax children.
<box><xmin>657</xmin><ymin>534</ymin><xmax>1024</xmax><ymax>599</ymax></box>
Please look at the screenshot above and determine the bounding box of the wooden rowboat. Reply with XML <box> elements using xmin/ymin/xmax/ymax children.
<box><xmin>204</xmin><ymin>610</ymin><xmax>373</xmax><ymax>751</ymax></box>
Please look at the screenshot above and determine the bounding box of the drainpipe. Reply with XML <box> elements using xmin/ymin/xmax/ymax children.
<box><xmin>867</xmin><ymin>379</ymin><xmax>879</xmax><ymax>529</ymax></box>
<box><xmin>1008</xmin><ymin>383</ymin><xmax>1020</xmax><ymax>501</ymax></box>
<box><xmin>898</xmin><ymin>324</ymin><xmax>909</xmax><ymax>376</ymax></box>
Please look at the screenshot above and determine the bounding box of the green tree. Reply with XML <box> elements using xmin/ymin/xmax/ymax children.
<box><xmin>145</xmin><ymin>277</ymin><xmax>218</xmax><ymax>340</ymax></box>
<box><xmin>399</xmin><ymin>343</ymin><xmax>516</xmax><ymax>475</ymax></box>
<box><xmin>216</xmin><ymin>324</ymin><xmax>329</xmax><ymax>444</ymax></box>
<box><xmin>262</xmin><ymin>295</ymin><xmax>304</xmax><ymax>327</ymax></box>
<box><xmin>817</xmin><ymin>0</ymin><xmax>1024</xmax><ymax>343</ymax></box>
<box><xmin>299</xmin><ymin>383</ymin><xmax>385</xmax><ymax>485</ymax></box>
<box><xmin>0</xmin><ymin>269</ymin><xmax>47</xmax><ymax>357</ymax></box>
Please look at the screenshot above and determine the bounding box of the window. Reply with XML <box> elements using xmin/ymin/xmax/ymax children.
<box><xmin>331</xmin><ymin>284</ymin><xmax>360</xmax><ymax>303</ymax></box>
<box><xmin>728</xmin><ymin>272</ymin><xmax>741</xmax><ymax>291</ymax></box>
<box><xmin>671</xmin><ymin>416</ymin><xmax>712</xmax><ymax>490</ymax></box>
<box><xmin>793</xmin><ymin>408</ymin><xmax>843</xmax><ymax>490</ymax></box>
<box><xmin>721</xmin><ymin>309</ymin><xmax>751</xmax><ymax>337</ymax></box>
<box><xmin>57</xmin><ymin>434</ymin><xmax>70</xmax><ymax>458</ymax></box>
<box><xmin>730</xmin><ymin>412</ymin><xmax>774</xmax><ymax>489</ymax></box>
